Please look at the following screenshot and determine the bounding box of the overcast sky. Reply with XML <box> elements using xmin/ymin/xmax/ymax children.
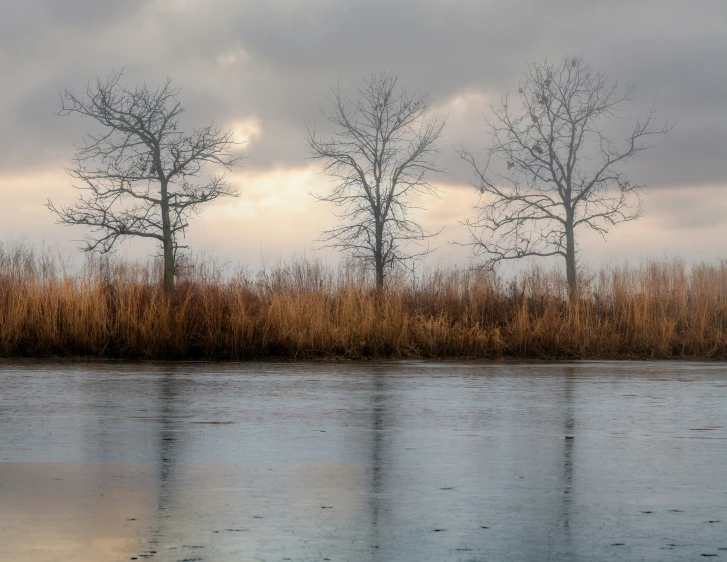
<box><xmin>0</xmin><ymin>0</ymin><xmax>725</xmax><ymax>270</ymax></box>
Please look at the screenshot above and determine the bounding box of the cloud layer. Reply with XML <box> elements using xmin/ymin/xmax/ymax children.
<box><xmin>0</xmin><ymin>0</ymin><xmax>725</xmax><ymax>266</ymax></box>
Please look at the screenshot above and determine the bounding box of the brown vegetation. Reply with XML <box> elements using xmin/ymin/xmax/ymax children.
<box><xmin>1</xmin><ymin>242</ymin><xmax>726</xmax><ymax>360</ymax></box>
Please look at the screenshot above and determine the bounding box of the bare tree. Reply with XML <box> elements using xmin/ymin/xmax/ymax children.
<box><xmin>307</xmin><ymin>72</ymin><xmax>445</xmax><ymax>288</ymax></box>
<box><xmin>47</xmin><ymin>71</ymin><xmax>240</xmax><ymax>291</ymax></box>
<box><xmin>460</xmin><ymin>56</ymin><xmax>671</xmax><ymax>301</ymax></box>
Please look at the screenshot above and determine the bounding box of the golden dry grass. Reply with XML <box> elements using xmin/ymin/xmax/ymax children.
<box><xmin>1</xmin><ymin>242</ymin><xmax>726</xmax><ymax>360</ymax></box>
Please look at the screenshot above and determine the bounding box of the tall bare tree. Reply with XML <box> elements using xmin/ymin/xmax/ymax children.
<box><xmin>460</xmin><ymin>56</ymin><xmax>671</xmax><ymax>301</ymax></box>
<box><xmin>307</xmin><ymin>72</ymin><xmax>445</xmax><ymax>288</ymax></box>
<box><xmin>47</xmin><ymin>71</ymin><xmax>240</xmax><ymax>291</ymax></box>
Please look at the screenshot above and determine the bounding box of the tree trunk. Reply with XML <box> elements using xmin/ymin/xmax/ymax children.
<box><xmin>565</xmin><ymin>221</ymin><xmax>577</xmax><ymax>304</ymax></box>
<box><xmin>160</xmin><ymin>180</ymin><xmax>175</xmax><ymax>292</ymax></box>
<box><xmin>374</xmin><ymin>222</ymin><xmax>385</xmax><ymax>289</ymax></box>
<box><xmin>375</xmin><ymin>262</ymin><xmax>385</xmax><ymax>289</ymax></box>
<box><xmin>374</xmin><ymin>246</ymin><xmax>385</xmax><ymax>289</ymax></box>
<box><xmin>162</xmin><ymin>235</ymin><xmax>175</xmax><ymax>292</ymax></box>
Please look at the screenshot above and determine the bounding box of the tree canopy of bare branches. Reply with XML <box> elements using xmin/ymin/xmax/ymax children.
<box><xmin>47</xmin><ymin>71</ymin><xmax>240</xmax><ymax>291</ymax></box>
<box><xmin>307</xmin><ymin>72</ymin><xmax>445</xmax><ymax>288</ymax></box>
<box><xmin>460</xmin><ymin>56</ymin><xmax>671</xmax><ymax>300</ymax></box>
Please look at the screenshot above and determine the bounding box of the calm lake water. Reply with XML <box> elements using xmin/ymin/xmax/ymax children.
<box><xmin>1</xmin><ymin>361</ymin><xmax>726</xmax><ymax>561</ymax></box>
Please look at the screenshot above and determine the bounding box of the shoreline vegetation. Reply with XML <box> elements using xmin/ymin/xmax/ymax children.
<box><xmin>1</xmin><ymin>244</ymin><xmax>726</xmax><ymax>361</ymax></box>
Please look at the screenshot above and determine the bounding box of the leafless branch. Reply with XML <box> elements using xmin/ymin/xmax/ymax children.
<box><xmin>307</xmin><ymin>72</ymin><xmax>446</xmax><ymax>287</ymax></box>
<box><xmin>47</xmin><ymin>70</ymin><xmax>241</xmax><ymax>289</ymax></box>
<box><xmin>460</xmin><ymin>56</ymin><xmax>671</xmax><ymax>298</ymax></box>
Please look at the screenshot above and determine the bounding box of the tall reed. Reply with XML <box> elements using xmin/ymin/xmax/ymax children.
<box><xmin>1</xmin><ymin>242</ymin><xmax>726</xmax><ymax>359</ymax></box>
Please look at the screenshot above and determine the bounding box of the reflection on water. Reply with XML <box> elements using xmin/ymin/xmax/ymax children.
<box><xmin>1</xmin><ymin>361</ymin><xmax>727</xmax><ymax>561</ymax></box>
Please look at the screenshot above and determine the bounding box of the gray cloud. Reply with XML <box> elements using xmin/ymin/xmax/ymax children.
<box><xmin>0</xmin><ymin>0</ymin><xmax>146</xmax><ymax>54</ymax></box>
<box><xmin>0</xmin><ymin>0</ymin><xmax>725</xmax><ymax>192</ymax></box>
<box><xmin>647</xmin><ymin>185</ymin><xmax>727</xmax><ymax>230</ymax></box>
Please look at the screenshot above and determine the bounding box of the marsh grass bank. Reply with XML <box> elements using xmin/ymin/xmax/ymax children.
<box><xmin>1</xmin><ymin>244</ymin><xmax>726</xmax><ymax>360</ymax></box>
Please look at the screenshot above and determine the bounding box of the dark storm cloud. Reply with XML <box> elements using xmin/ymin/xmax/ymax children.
<box><xmin>0</xmin><ymin>0</ymin><xmax>725</xmax><ymax>195</ymax></box>
<box><xmin>0</xmin><ymin>0</ymin><xmax>146</xmax><ymax>52</ymax></box>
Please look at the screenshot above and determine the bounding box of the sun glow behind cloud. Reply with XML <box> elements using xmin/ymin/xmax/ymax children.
<box><xmin>229</xmin><ymin>117</ymin><xmax>262</xmax><ymax>148</ymax></box>
<box><xmin>2</xmin><ymin>161</ymin><xmax>726</xmax><ymax>270</ymax></box>
<box><xmin>216</xmin><ymin>46</ymin><xmax>251</xmax><ymax>67</ymax></box>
